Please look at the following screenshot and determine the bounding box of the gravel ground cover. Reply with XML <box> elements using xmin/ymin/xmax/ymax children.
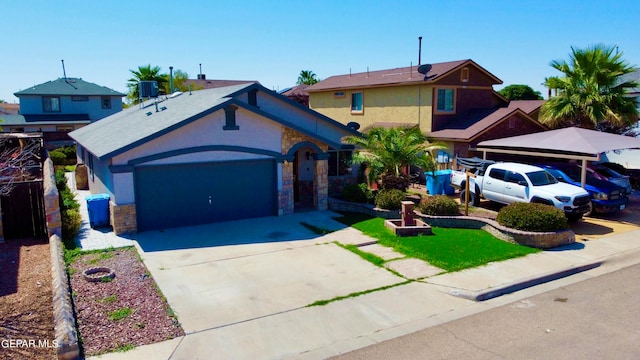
<box><xmin>67</xmin><ymin>246</ymin><xmax>184</xmax><ymax>356</ymax></box>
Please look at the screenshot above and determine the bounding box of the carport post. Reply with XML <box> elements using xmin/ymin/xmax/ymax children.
<box><xmin>580</xmin><ymin>159</ymin><xmax>588</xmax><ymax>188</ymax></box>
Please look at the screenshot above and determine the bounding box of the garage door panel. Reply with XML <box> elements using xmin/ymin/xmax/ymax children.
<box><xmin>135</xmin><ymin>159</ymin><xmax>276</xmax><ymax>231</ymax></box>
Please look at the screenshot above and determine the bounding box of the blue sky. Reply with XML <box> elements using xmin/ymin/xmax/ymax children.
<box><xmin>2</xmin><ymin>0</ymin><xmax>639</xmax><ymax>103</ymax></box>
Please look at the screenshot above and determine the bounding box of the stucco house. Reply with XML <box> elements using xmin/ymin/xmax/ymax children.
<box><xmin>5</xmin><ymin>78</ymin><xmax>125</xmax><ymax>147</ymax></box>
<box><xmin>69</xmin><ymin>82</ymin><xmax>359</xmax><ymax>234</ymax></box>
<box><xmin>306</xmin><ymin>59</ymin><xmax>547</xmax><ymax>159</ymax></box>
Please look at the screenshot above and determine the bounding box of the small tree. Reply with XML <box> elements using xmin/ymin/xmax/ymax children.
<box><xmin>498</xmin><ymin>84</ymin><xmax>543</xmax><ymax>100</ymax></box>
<box><xmin>297</xmin><ymin>70</ymin><xmax>320</xmax><ymax>85</ymax></box>
<box><xmin>161</xmin><ymin>69</ymin><xmax>190</xmax><ymax>94</ymax></box>
<box><xmin>540</xmin><ymin>44</ymin><xmax>638</xmax><ymax>132</ymax></box>
<box><xmin>342</xmin><ymin>126</ymin><xmax>444</xmax><ymax>191</ymax></box>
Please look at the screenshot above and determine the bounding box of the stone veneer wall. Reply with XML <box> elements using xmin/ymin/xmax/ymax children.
<box><xmin>314</xmin><ymin>160</ymin><xmax>329</xmax><ymax>210</ymax></box>
<box><xmin>281</xmin><ymin>127</ymin><xmax>329</xmax><ymax>213</ymax></box>
<box><xmin>110</xmin><ymin>203</ymin><xmax>137</xmax><ymax>235</ymax></box>
<box><xmin>43</xmin><ymin>157</ymin><xmax>62</xmax><ymax>238</ymax></box>
<box><xmin>279</xmin><ymin>161</ymin><xmax>294</xmax><ymax>215</ymax></box>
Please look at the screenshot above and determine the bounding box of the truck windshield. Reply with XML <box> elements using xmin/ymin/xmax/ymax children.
<box><xmin>526</xmin><ymin>170</ymin><xmax>558</xmax><ymax>186</ymax></box>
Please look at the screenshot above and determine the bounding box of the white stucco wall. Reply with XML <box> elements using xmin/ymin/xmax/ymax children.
<box><xmin>254</xmin><ymin>91</ymin><xmax>353</xmax><ymax>148</ymax></box>
<box><xmin>111</xmin><ymin>108</ymin><xmax>282</xmax><ymax>166</ymax></box>
<box><xmin>108</xmin><ymin>107</ymin><xmax>284</xmax><ymax>204</ymax></box>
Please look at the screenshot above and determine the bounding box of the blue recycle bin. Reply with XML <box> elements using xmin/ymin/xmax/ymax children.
<box><xmin>86</xmin><ymin>194</ymin><xmax>110</xmax><ymax>228</ymax></box>
<box><xmin>425</xmin><ymin>170</ymin><xmax>454</xmax><ymax>195</ymax></box>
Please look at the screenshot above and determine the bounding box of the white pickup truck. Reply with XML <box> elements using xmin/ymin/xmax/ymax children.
<box><xmin>454</xmin><ymin>162</ymin><xmax>591</xmax><ymax>220</ymax></box>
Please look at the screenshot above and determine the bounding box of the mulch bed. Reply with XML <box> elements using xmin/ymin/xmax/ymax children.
<box><xmin>68</xmin><ymin>246</ymin><xmax>184</xmax><ymax>356</ymax></box>
<box><xmin>0</xmin><ymin>238</ymin><xmax>56</xmax><ymax>360</ymax></box>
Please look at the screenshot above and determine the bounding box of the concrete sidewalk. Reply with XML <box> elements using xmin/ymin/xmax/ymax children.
<box><xmin>88</xmin><ymin>222</ymin><xmax>640</xmax><ymax>360</ymax></box>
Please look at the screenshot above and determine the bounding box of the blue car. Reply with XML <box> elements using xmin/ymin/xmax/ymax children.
<box><xmin>539</xmin><ymin>164</ymin><xmax>628</xmax><ymax>214</ymax></box>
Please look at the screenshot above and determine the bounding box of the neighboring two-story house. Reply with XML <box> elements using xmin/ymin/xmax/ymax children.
<box><xmin>4</xmin><ymin>78</ymin><xmax>125</xmax><ymax>147</ymax></box>
<box><xmin>306</xmin><ymin>59</ymin><xmax>547</xmax><ymax>159</ymax></box>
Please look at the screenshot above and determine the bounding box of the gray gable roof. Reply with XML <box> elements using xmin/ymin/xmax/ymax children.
<box><xmin>70</xmin><ymin>82</ymin><xmax>359</xmax><ymax>161</ymax></box>
<box><xmin>14</xmin><ymin>78</ymin><xmax>126</xmax><ymax>97</ymax></box>
<box><xmin>70</xmin><ymin>83</ymin><xmax>253</xmax><ymax>159</ymax></box>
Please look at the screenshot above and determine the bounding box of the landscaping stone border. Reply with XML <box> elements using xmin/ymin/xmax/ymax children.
<box><xmin>49</xmin><ymin>234</ymin><xmax>80</xmax><ymax>360</ymax></box>
<box><xmin>328</xmin><ymin>197</ymin><xmax>575</xmax><ymax>249</ymax></box>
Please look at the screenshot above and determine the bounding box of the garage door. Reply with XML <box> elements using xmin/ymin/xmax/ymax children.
<box><xmin>135</xmin><ymin>159</ymin><xmax>277</xmax><ymax>232</ymax></box>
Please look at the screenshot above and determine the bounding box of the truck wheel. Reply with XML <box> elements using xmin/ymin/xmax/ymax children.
<box><xmin>459</xmin><ymin>189</ymin><xmax>477</xmax><ymax>206</ymax></box>
<box><xmin>584</xmin><ymin>201</ymin><xmax>594</xmax><ymax>217</ymax></box>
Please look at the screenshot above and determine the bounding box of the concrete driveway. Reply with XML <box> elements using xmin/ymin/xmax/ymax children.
<box><xmin>134</xmin><ymin>211</ymin><xmax>405</xmax><ymax>334</ymax></box>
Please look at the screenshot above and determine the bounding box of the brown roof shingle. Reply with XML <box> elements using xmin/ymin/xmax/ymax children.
<box><xmin>430</xmin><ymin>100</ymin><xmax>546</xmax><ymax>141</ymax></box>
<box><xmin>306</xmin><ymin>59</ymin><xmax>502</xmax><ymax>91</ymax></box>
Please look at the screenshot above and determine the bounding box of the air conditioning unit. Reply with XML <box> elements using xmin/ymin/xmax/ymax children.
<box><xmin>139</xmin><ymin>81</ymin><xmax>159</xmax><ymax>98</ymax></box>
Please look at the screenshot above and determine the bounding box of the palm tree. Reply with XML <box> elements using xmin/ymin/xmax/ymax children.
<box><xmin>127</xmin><ymin>64</ymin><xmax>168</xmax><ymax>103</ymax></box>
<box><xmin>296</xmin><ymin>70</ymin><xmax>319</xmax><ymax>85</ymax></box>
<box><xmin>343</xmin><ymin>126</ymin><xmax>444</xmax><ymax>190</ymax></box>
<box><xmin>540</xmin><ymin>44</ymin><xmax>638</xmax><ymax>132</ymax></box>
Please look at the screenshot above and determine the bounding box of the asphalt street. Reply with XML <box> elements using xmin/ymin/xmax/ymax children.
<box><xmin>331</xmin><ymin>263</ymin><xmax>640</xmax><ymax>360</ymax></box>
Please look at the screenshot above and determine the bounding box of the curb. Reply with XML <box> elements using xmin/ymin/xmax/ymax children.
<box><xmin>50</xmin><ymin>235</ymin><xmax>80</xmax><ymax>360</ymax></box>
<box><xmin>447</xmin><ymin>260</ymin><xmax>603</xmax><ymax>301</ymax></box>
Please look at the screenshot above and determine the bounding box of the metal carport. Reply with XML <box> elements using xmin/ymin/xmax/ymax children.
<box><xmin>476</xmin><ymin>127</ymin><xmax>640</xmax><ymax>187</ymax></box>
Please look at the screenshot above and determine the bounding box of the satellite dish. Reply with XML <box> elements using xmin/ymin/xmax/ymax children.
<box><xmin>347</xmin><ymin>122</ymin><xmax>361</xmax><ymax>130</ymax></box>
<box><xmin>417</xmin><ymin>64</ymin><xmax>432</xmax><ymax>75</ymax></box>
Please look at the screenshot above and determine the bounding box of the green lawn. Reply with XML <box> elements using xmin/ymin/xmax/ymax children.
<box><xmin>335</xmin><ymin>212</ymin><xmax>540</xmax><ymax>272</ymax></box>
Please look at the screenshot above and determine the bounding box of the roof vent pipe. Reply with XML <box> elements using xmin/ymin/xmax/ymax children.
<box><xmin>169</xmin><ymin>66</ymin><xmax>174</xmax><ymax>94</ymax></box>
<box><xmin>418</xmin><ymin>36</ymin><xmax>422</xmax><ymax>66</ymax></box>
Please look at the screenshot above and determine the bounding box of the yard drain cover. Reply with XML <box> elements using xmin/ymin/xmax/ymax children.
<box><xmin>82</xmin><ymin>267</ymin><xmax>116</xmax><ymax>282</ymax></box>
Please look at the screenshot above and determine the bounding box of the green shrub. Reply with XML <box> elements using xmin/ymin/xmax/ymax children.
<box><xmin>418</xmin><ymin>195</ymin><xmax>459</xmax><ymax>216</ymax></box>
<box><xmin>55</xmin><ymin>168</ymin><xmax>81</xmax><ymax>246</ymax></box>
<box><xmin>342</xmin><ymin>183</ymin><xmax>374</xmax><ymax>204</ymax></box>
<box><xmin>59</xmin><ymin>145</ymin><xmax>77</xmax><ymax>160</ymax></box>
<box><xmin>49</xmin><ymin>150</ymin><xmax>67</xmax><ymax>165</ymax></box>
<box><xmin>62</xmin><ymin>209</ymin><xmax>82</xmax><ymax>244</ymax></box>
<box><xmin>496</xmin><ymin>202</ymin><xmax>568</xmax><ymax>232</ymax></box>
<box><xmin>375</xmin><ymin>189</ymin><xmax>405</xmax><ymax>210</ymax></box>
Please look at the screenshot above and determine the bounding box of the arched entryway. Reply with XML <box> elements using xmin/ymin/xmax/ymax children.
<box><xmin>293</xmin><ymin>146</ymin><xmax>316</xmax><ymax>210</ymax></box>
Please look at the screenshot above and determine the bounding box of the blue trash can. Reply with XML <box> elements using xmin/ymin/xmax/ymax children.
<box><xmin>425</xmin><ymin>171</ymin><xmax>444</xmax><ymax>195</ymax></box>
<box><xmin>86</xmin><ymin>194</ymin><xmax>110</xmax><ymax>228</ymax></box>
<box><xmin>438</xmin><ymin>169</ymin><xmax>455</xmax><ymax>195</ymax></box>
<box><xmin>425</xmin><ymin>170</ymin><xmax>454</xmax><ymax>195</ymax></box>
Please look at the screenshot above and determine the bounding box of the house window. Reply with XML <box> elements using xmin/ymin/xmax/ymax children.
<box><xmin>223</xmin><ymin>105</ymin><xmax>239</xmax><ymax>130</ymax></box>
<box><xmin>88</xmin><ymin>154</ymin><xmax>94</xmax><ymax>181</ymax></box>
<box><xmin>101</xmin><ymin>96</ymin><xmax>112</xmax><ymax>109</ymax></box>
<box><xmin>334</xmin><ymin>91</ymin><xmax>345</xmax><ymax>98</ymax></box>
<box><xmin>11</xmin><ymin>127</ymin><xmax>25</xmax><ymax>133</ymax></box>
<box><xmin>328</xmin><ymin>149</ymin><xmax>352</xmax><ymax>177</ymax></box>
<box><xmin>461</xmin><ymin>67</ymin><xmax>469</xmax><ymax>83</ymax></box>
<box><xmin>351</xmin><ymin>92</ymin><xmax>363</xmax><ymax>113</ymax></box>
<box><xmin>71</xmin><ymin>95</ymin><xmax>88</xmax><ymax>101</ymax></box>
<box><xmin>436</xmin><ymin>88</ymin><xmax>455</xmax><ymax>113</ymax></box>
<box><xmin>43</xmin><ymin>96</ymin><xmax>60</xmax><ymax>112</ymax></box>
